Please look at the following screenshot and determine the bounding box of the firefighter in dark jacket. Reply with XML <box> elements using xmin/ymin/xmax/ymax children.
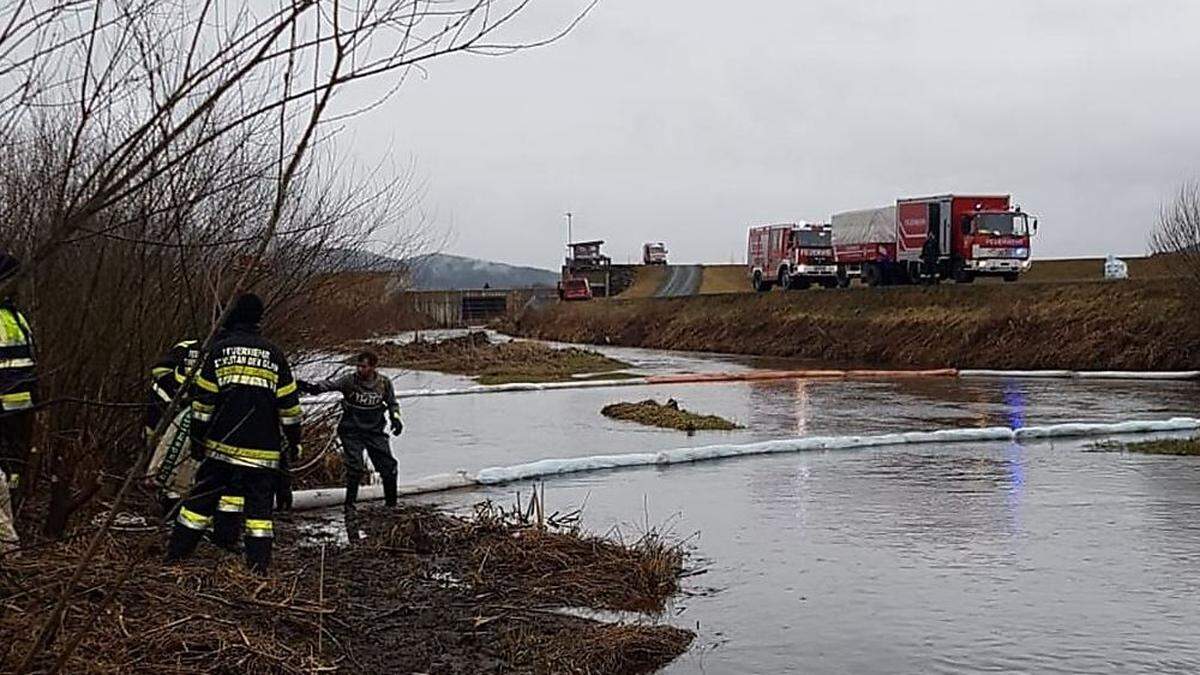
<box><xmin>165</xmin><ymin>294</ymin><xmax>302</xmax><ymax>573</ymax></box>
<box><xmin>146</xmin><ymin>339</ymin><xmax>245</xmax><ymax>545</ymax></box>
<box><xmin>146</xmin><ymin>340</ymin><xmax>202</xmax><ymax>511</ymax></box>
<box><xmin>1</xmin><ymin>253</ymin><xmax>36</xmax><ymax>553</ymax></box>
<box><xmin>298</xmin><ymin>351</ymin><xmax>402</xmax><ymax>510</ymax></box>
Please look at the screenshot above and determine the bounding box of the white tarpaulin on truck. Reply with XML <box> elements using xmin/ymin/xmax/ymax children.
<box><xmin>831</xmin><ymin>206</ymin><xmax>896</xmax><ymax>246</ymax></box>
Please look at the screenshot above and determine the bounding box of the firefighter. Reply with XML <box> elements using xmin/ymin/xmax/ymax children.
<box><xmin>145</xmin><ymin>339</ymin><xmax>245</xmax><ymax>548</ymax></box>
<box><xmin>0</xmin><ymin>253</ymin><xmax>35</xmax><ymax>554</ymax></box>
<box><xmin>146</xmin><ymin>339</ymin><xmax>202</xmax><ymax>515</ymax></box>
<box><xmin>298</xmin><ymin>350</ymin><xmax>402</xmax><ymax>511</ymax></box>
<box><xmin>921</xmin><ymin>231</ymin><xmax>939</xmax><ymax>279</ymax></box>
<box><xmin>165</xmin><ymin>294</ymin><xmax>301</xmax><ymax>573</ymax></box>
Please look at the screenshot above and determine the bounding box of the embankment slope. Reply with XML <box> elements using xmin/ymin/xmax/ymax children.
<box><xmin>694</xmin><ymin>256</ymin><xmax>1178</xmax><ymax>296</ymax></box>
<box><xmin>512</xmin><ymin>279</ymin><xmax>1200</xmax><ymax>371</ymax></box>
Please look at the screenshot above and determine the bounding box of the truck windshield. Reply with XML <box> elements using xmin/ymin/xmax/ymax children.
<box><xmin>973</xmin><ymin>213</ymin><xmax>1028</xmax><ymax>236</ymax></box>
<box><xmin>794</xmin><ymin>230</ymin><xmax>831</xmax><ymax>247</ymax></box>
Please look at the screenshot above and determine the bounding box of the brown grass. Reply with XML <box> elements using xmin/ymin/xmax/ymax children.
<box><xmin>499</xmin><ymin>621</ymin><xmax>695</xmax><ymax>675</ymax></box>
<box><xmin>602</xmin><ymin>399</ymin><xmax>742</xmax><ymax>432</ymax></box>
<box><xmin>1021</xmin><ymin>255</ymin><xmax>1178</xmax><ymax>283</ymax></box>
<box><xmin>510</xmin><ymin>278</ymin><xmax>1200</xmax><ymax>371</ymax></box>
<box><xmin>617</xmin><ymin>265</ymin><xmax>669</xmax><ymax>299</ymax></box>
<box><xmin>367</xmin><ymin>331</ymin><xmax>633</xmax><ymax>384</ymax></box>
<box><xmin>699</xmin><ymin>264</ymin><xmax>750</xmax><ymax>294</ymax></box>
<box><xmin>0</xmin><ymin>500</ymin><xmax>694</xmax><ymax>673</ymax></box>
<box><xmin>691</xmin><ymin>256</ymin><xmax>1180</xmax><ymax>296</ymax></box>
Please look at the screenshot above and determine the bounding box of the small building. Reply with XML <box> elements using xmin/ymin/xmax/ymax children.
<box><xmin>563</xmin><ymin>240</ymin><xmax>613</xmax><ymax>297</ymax></box>
<box><xmin>566</xmin><ymin>240</ymin><xmax>611</xmax><ymax>267</ymax></box>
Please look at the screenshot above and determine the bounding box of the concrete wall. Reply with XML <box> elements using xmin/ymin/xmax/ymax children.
<box><xmin>407</xmin><ymin>288</ymin><xmax>558</xmax><ymax>328</ymax></box>
<box><xmin>560</xmin><ymin>263</ymin><xmax>639</xmax><ymax>298</ymax></box>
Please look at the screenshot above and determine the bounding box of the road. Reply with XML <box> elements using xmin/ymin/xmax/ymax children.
<box><xmin>654</xmin><ymin>264</ymin><xmax>703</xmax><ymax>297</ymax></box>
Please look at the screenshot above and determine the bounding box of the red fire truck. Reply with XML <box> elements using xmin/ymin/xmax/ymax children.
<box><xmin>557</xmin><ymin>277</ymin><xmax>593</xmax><ymax>301</ymax></box>
<box><xmin>747</xmin><ymin>222</ymin><xmax>838</xmax><ymax>291</ymax></box>
<box><xmin>831</xmin><ymin>194</ymin><xmax>1037</xmax><ymax>286</ymax></box>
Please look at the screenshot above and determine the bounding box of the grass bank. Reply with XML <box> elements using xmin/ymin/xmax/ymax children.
<box><xmin>691</xmin><ymin>255</ymin><xmax>1180</xmax><ymax>296</ymax></box>
<box><xmin>367</xmin><ymin>331</ymin><xmax>632</xmax><ymax>384</ymax></box>
<box><xmin>1</xmin><ymin>502</ymin><xmax>693</xmax><ymax>673</ymax></box>
<box><xmin>603</xmin><ymin>399</ymin><xmax>742</xmax><ymax>431</ymax></box>
<box><xmin>509</xmin><ymin>279</ymin><xmax>1200</xmax><ymax>371</ymax></box>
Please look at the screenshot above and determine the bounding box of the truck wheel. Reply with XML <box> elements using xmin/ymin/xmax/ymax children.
<box><xmin>1002</xmin><ymin>272</ymin><xmax>1019</xmax><ymax>283</ymax></box>
<box><xmin>778</xmin><ymin>269</ymin><xmax>792</xmax><ymax>291</ymax></box>
<box><xmin>863</xmin><ymin>263</ymin><xmax>883</xmax><ymax>288</ymax></box>
<box><xmin>753</xmin><ymin>271</ymin><xmax>772</xmax><ymax>292</ymax></box>
<box><xmin>836</xmin><ymin>267</ymin><xmax>851</xmax><ymax>288</ymax></box>
<box><xmin>953</xmin><ymin>267</ymin><xmax>975</xmax><ymax>284</ymax></box>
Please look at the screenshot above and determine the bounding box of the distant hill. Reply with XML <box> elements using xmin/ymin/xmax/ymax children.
<box><xmin>321</xmin><ymin>249</ymin><xmax>560</xmax><ymax>290</ymax></box>
<box><xmin>318</xmin><ymin>248</ymin><xmax>408</xmax><ymax>273</ymax></box>
<box><xmin>407</xmin><ymin>253</ymin><xmax>560</xmax><ymax>290</ymax></box>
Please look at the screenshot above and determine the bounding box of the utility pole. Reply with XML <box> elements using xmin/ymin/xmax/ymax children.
<box><xmin>565</xmin><ymin>211</ymin><xmax>573</xmax><ymax>248</ymax></box>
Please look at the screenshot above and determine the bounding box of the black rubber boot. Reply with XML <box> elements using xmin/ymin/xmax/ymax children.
<box><xmin>244</xmin><ymin>538</ymin><xmax>272</xmax><ymax>576</ymax></box>
<box><xmin>164</xmin><ymin>525</ymin><xmax>204</xmax><ymax>564</ymax></box>
<box><xmin>382</xmin><ymin>472</ymin><xmax>398</xmax><ymax>508</ymax></box>
<box><xmin>344</xmin><ymin>478</ymin><xmax>359</xmax><ymax>511</ymax></box>
<box><xmin>211</xmin><ymin>512</ymin><xmax>244</xmax><ymax>553</ymax></box>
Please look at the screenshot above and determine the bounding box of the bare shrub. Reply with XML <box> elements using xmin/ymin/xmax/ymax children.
<box><xmin>0</xmin><ymin>2</ymin><xmax>593</xmax><ymax>665</ymax></box>
<box><xmin>1152</xmin><ymin>180</ymin><xmax>1200</xmax><ymax>288</ymax></box>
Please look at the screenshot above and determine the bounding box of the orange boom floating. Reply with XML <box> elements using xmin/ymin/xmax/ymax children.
<box><xmin>645</xmin><ymin>368</ymin><xmax>957</xmax><ymax>385</ymax></box>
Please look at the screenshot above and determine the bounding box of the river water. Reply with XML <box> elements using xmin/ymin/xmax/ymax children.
<box><xmin>320</xmin><ymin>338</ymin><xmax>1200</xmax><ymax>673</ymax></box>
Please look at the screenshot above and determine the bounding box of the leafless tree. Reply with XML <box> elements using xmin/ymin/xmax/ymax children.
<box><xmin>1152</xmin><ymin>180</ymin><xmax>1200</xmax><ymax>288</ymax></box>
<box><xmin>0</xmin><ymin>0</ymin><xmax>595</xmax><ymax>668</ymax></box>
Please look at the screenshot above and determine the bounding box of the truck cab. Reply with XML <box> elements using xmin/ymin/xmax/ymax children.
<box><xmin>748</xmin><ymin>222</ymin><xmax>838</xmax><ymax>291</ymax></box>
<box><xmin>896</xmin><ymin>195</ymin><xmax>1036</xmax><ymax>283</ymax></box>
<box><xmin>956</xmin><ymin>208</ymin><xmax>1035</xmax><ymax>281</ymax></box>
<box><xmin>642</xmin><ymin>242</ymin><xmax>668</xmax><ymax>265</ymax></box>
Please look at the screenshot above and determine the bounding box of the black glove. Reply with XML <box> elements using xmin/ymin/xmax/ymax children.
<box><xmin>189</xmin><ymin>437</ymin><xmax>206</xmax><ymax>461</ymax></box>
<box><xmin>390</xmin><ymin>419</ymin><xmax>403</xmax><ymax>437</ymax></box>
<box><xmin>275</xmin><ymin>472</ymin><xmax>293</xmax><ymax>511</ymax></box>
<box><xmin>297</xmin><ymin>380</ymin><xmax>318</xmax><ymax>395</ymax></box>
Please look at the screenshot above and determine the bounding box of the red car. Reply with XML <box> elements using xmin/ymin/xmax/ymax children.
<box><xmin>558</xmin><ymin>277</ymin><xmax>593</xmax><ymax>301</ymax></box>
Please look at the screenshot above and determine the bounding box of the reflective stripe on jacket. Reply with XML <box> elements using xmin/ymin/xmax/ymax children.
<box><xmin>0</xmin><ymin>301</ymin><xmax>35</xmax><ymax>412</ymax></box>
<box><xmin>189</xmin><ymin>324</ymin><xmax>301</xmax><ymax>469</ymax></box>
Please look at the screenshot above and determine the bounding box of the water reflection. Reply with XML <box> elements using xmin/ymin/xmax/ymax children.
<box><xmin>747</xmin><ymin>379</ymin><xmax>811</xmax><ymax>437</ymax></box>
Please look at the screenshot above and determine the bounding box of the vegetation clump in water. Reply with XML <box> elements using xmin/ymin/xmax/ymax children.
<box><xmin>367</xmin><ymin>331</ymin><xmax>633</xmax><ymax>384</ymax></box>
<box><xmin>602</xmin><ymin>398</ymin><xmax>742</xmax><ymax>432</ymax></box>
<box><xmin>1090</xmin><ymin>437</ymin><xmax>1200</xmax><ymax>455</ymax></box>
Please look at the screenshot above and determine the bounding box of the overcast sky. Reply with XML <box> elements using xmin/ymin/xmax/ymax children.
<box><xmin>339</xmin><ymin>0</ymin><xmax>1200</xmax><ymax>269</ymax></box>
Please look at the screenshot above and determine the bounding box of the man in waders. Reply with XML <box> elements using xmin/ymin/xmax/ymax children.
<box><xmin>298</xmin><ymin>351</ymin><xmax>402</xmax><ymax>511</ymax></box>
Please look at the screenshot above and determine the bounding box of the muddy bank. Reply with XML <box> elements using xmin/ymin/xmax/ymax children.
<box><xmin>366</xmin><ymin>331</ymin><xmax>632</xmax><ymax>384</ymax></box>
<box><xmin>603</xmin><ymin>399</ymin><xmax>742</xmax><ymax>431</ymax></box>
<box><xmin>1</xmin><ymin>502</ymin><xmax>693</xmax><ymax>673</ymax></box>
<box><xmin>509</xmin><ymin>279</ymin><xmax>1200</xmax><ymax>371</ymax></box>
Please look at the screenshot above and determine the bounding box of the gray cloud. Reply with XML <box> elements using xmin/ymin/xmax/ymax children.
<box><xmin>342</xmin><ymin>0</ymin><xmax>1200</xmax><ymax>268</ymax></box>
